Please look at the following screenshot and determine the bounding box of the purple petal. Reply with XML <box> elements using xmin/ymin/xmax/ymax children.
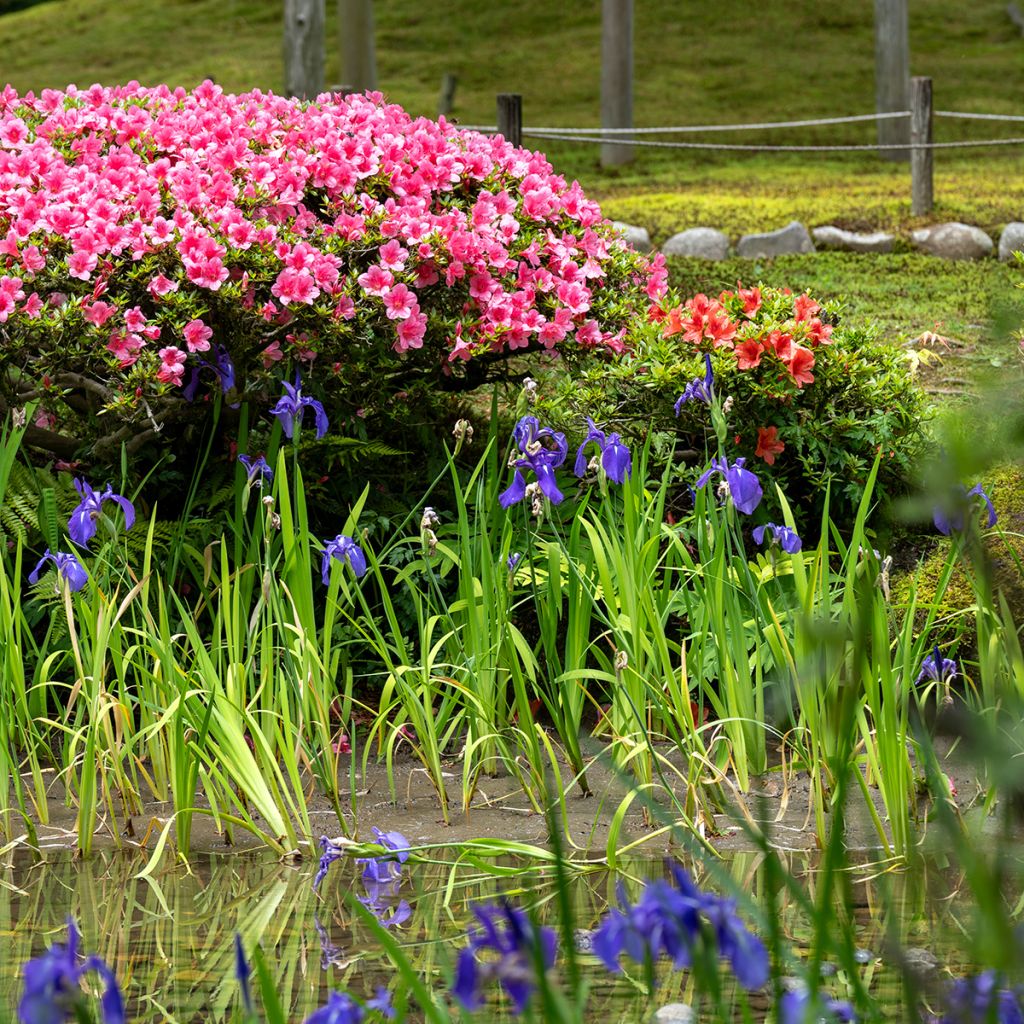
<box><xmin>499</xmin><ymin>469</ymin><xmax>527</xmax><ymax>508</ymax></box>
<box><xmin>601</xmin><ymin>435</ymin><xmax>631</xmax><ymax>484</ymax></box>
<box><xmin>727</xmin><ymin>464</ymin><xmax>762</xmax><ymax>515</ymax></box>
<box><xmin>532</xmin><ymin>459</ymin><xmax>565</xmax><ymax>504</ymax></box>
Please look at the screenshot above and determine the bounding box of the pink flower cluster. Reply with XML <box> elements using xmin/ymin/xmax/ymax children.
<box><xmin>0</xmin><ymin>80</ymin><xmax>663</xmax><ymax>406</ymax></box>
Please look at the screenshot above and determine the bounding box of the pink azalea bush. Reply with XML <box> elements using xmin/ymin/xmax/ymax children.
<box><xmin>0</xmin><ymin>80</ymin><xmax>664</xmax><ymax>458</ymax></box>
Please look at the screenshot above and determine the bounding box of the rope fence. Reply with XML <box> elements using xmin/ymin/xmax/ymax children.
<box><xmin>472</xmin><ymin>82</ymin><xmax>1024</xmax><ymax>215</ymax></box>
<box><xmin>518</xmin><ymin>133</ymin><xmax>1024</xmax><ymax>152</ymax></box>
<box><xmin>460</xmin><ymin>109</ymin><xmax>1024</xmax><ymax>136</ymax></box>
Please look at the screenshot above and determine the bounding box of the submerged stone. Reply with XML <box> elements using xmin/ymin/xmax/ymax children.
<box><xmin>653</xmin><ymin>1003</ymin><xmax>696</xmax><ymax>1024</ymax></box>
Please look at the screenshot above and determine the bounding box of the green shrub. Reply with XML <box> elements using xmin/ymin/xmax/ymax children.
<box><xmin>541</xmin><ymin>283</ymin><xmax>930</xmax><ymax>529</ymax></box>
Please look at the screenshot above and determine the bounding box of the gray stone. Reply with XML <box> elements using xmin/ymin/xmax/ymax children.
<box><xmin>736</xmin><ymin>220</ymin><xmax>815</xmax><ymax>258</ymax></box>
<box><xmin>998</xmin><ymin>222</ymin><xmax>1024</xmax><ymax>261</ymax></box>
<box><xmin>911</xmin><ymin>221</ymin><xmax>993</xmax><ymax>260</ymax></box>
<box><xmin>661</xmin><ymin>227</ymin><xmax>730</xmax><ymax>260</ymax></box>
<box><xmin>653</xmin><ymin>1004</ymin><xmax>695</xmax><ymax>1024</ymax></box>
<box><xmin>812</xmin><ymin>225</ymin><xmax>896</xmax><ymax>254</ymax></box>
<box><xmin>610</xmin><ymin>220</ymin><xmax>652</xmax><ymax>251</ymax></box>
<box><xmin>901</xmin><ymin>947</ymin><xmax>940</xmax><ymax>976</ymax></box>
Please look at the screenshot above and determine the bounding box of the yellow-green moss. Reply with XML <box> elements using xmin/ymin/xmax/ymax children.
<box><xmin>600</xmin><ymin>165</ymin><xmax>1024</xmax><ymax>244</ymax></box>
<box><xmin>892</xmin><ymin>464</ymin><xmax>1024</xmax><ymax>644</ymax></box>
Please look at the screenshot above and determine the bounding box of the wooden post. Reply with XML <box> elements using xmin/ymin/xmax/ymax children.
<box><xmin>874</xmin><ymin>0</ymin><xmax>910</xmax><ymax>160</ymax></box>
<box><xmin>283</xmin><ymin>0</ymin><xmax>326</xmax><ymax>100</ymax></box>
<box><xmin>438</xmin><ymin>73</ymin><xmax>457</xmax><ymax>118</ymax></box>
<box><xmin>910</xmin><ymin>76</ymin><xmax>933</xmax><ymax>216</ymax></box>
<box><xmin>497</xmin><ymin>94</ymin><xmax>522</xmax><ymax>148</ymax></box>
<box><xmin>600</xmin><ymin>0</ymin><xmax>633</xmax><ymax>167</ymax></box>
<box><xmin>338</xmin><ymin>0</ymin><xmax>377</xmax><ymax>94</ymax></box>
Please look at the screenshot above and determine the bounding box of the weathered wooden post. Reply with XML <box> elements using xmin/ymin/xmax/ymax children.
<box><xmin>601</xmin><ymin>0</ymin><xmax>633</xmax><ymax>166</ymax></box>
<box><xmin>438</xmin><ymin>73</ymin><xmax>457</xmax><ymax>118</ymax></box>
<box><xmin>284</xmin><ymin>0</ymin><xmax>326</xmax><ymax>100</ymax></box>
<box><xmin>338</xmin><ymin>0</ymin><xmax>377</xmax><ymax>94</ymax></box>
<box><xmin>496</xmin><ymin>94</ymin><xmax>522</xmax><ymax>148</ymax></box>
<box><xmin>910</xmin><ymin>76</ymin><xmax>934</xmax><ymax>215</ymax></box>
<box><xmin>874</xmin><ymin>0</ymin><xmax>910</xmax><ymax>160</ymax></box>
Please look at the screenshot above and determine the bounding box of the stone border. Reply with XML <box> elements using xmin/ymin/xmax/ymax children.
<box><xmin>613</xmin><ymin>218</ymin><xmax>1024</xmax><ymax>262</ymax></box>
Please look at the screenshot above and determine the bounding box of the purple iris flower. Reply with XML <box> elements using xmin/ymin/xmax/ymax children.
<box><xmin>507</xmin><ymin>552</ymin><xmax>522</xmax><ymax>572</ymax></box>
<box><xmin>699</xmin><ymin>893</ymin><xmax>770</xmax><ymax>991</ymax></box>
<box><xmin>359</xmin><ymin>879</ymin><xmax>412</xmax><ymax>930</ymax></box>
<box><xmin>452</xmin><ymin>902</ymin><xmax>557</xmax><ymax>1014</ymax></box>
<box><xmin>356</xmin><ymin>828</ymin><xmax>411</xmax><ymax>884</ymax></box>
<box><xmin>674</xmin><ymin>353</ymin><xmax>714</xmax><ymax>414</ymax></box>
<box><xmin>28</xmin><ymin>550</ymin><xmax>88</xmax><ymax>593</ymax></box>
<box><xmin>321</xmin><ymin>535</ymin><xmax>367</xmax><ymax>583</ymax></box>
<box><xmin>939</xmin><ymin>971</ymin><xmax>1024</xmax><ymax>1024</ymax></box>
<box><xmin>695</xmin><ymin>456</ymin><xmax>763</xmax><ymax>515</ymax></box>
<box><xmin>592</xmin><ymin>864</ymin><xmax>768</xmax><ymax>991</ymax></box>
<box><xmin>779</xmin><ymin>987</ymin><xmax>857</xmax><ymax>1024</ymax></box>
<box><xmin>753</xmin><ymin>522</ymin><xmax>802</xmax><ymax>554</ymax></box>
<box><xmin>234</xmin><ymin>934</ymin><xmax>254</xmax><ymax>1017</ymax></box>
<box><xmin>271</xmin><ymin>374</ymin><xmax>329</xmax><ymax>439</ymax></box>
<box><xmin>303</xmin><ymin>988</ymin><xmax>394</xmax><ymax>1024</ymax></box>
<box><xmin>573</xmin><ymin>417</ymin><xmax>632</xmax><ymax>484</ymax></box>
<box><xmin>592</xmin><ymin>878</ymin><xmax>701</xmax><ymax>973</ymax></box>
<box><xmin>182</xmin><ymin>366</ymin><xmax>202</xmax><ymax>402</ymax></box>
<box><xmin>214</xmin><ymin>345</ymin><xmax>236</xmax><ymax>393</ymax></box>
<box><xmin>238</xmin><ymin>454</ymin><xmax>274</xmax><ymax>487</ymax></box>
<box><xmin>499</xmin><ymin>416</ymin><xmax>568</xmax><ymax>508</ymax></box>
<box><xmin>933</xmin><ymin>483</ymin><xmax>997</xmax><ymax>536</ymax></box>
<box><xmin>916</xmin><ymin>645</ymin><xmax>958</xmax><ymax>687</ymax></box>
<box><xmin>18</xmin><ymin>917</ymin><xmax>125</xmax><ymax>1024</ymax></box>
<box><xmin>314</xmin><ymin>835</ymin><xmax>346</xmax><ymax>890</ymax></box>
<box><xmin>68</xmin><ymin>479</ymin><xmax>135</xmax><ymax>549</ymax></box>
<box><xmin>314</xmin><ymin>916</ymin><xmax>347</xmax><ymax>970</ymax></box>
<box><xmin>182</xmin><ymin>347</ymin><xmax>238</xmax><ymax>402</ymax></box>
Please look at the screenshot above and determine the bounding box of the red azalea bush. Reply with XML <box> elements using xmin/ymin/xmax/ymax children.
<box><xmin>543</xmin><ymin>283</ymin><xmax>929</xmax><ymax>527</ymax></box>
<box><xmin>0</xmin><ymin>80</ymin><xmax>664</xmax><ymax>462</ymax></box>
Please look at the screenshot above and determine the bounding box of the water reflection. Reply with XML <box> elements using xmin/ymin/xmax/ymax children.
<box><xmin>0</xmin><ymin>846</ymin><xmax>1012</xmax><ymax>1022</ymax></box>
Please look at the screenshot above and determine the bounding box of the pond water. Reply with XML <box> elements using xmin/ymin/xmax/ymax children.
<box><xmin>0</xmin><ymin>841</ymin><xmax>996</xmax><ymax>1022</ymax></box>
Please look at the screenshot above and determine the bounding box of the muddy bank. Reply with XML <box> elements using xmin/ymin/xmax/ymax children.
<box><xmin>7</xmin><ymin>735</ymin><xmax>986</xmax><ymax>862</ymax></box>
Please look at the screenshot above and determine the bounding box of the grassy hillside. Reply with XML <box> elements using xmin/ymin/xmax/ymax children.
<box><xmin>0</xmin><ymin>0</ymin><xmax>1020</xmax><ymax>127</ymax></box>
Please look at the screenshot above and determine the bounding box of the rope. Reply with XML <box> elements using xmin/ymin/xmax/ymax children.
<box><xmin>456</xmin><ymin>111</ymin><xmax>910</xmax><ymax>136</ymax></box>
<box><xmin>505</xmin><ymin>111</ymin><xmax>910</xmax><ymax>134</ymax></box>
<box><xmin>519</xmin><ymin>131</ymin><xmax>1024</xmax><ymax>152</ymax></box>
<box><xmin>935</xmin><ymin>109</ymin><xmax>1024</xmax><ymax>123</ymax></box>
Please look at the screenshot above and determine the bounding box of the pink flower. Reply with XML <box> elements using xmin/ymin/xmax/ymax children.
<box><xmin>147</xmin><ymin>274</ymin><xmax>178</xmax><ymax>297</ymax></box>
<box><xmin>67</xmin><ymin>251</ymin><xmax>97</xmax><ymax>281</ymax></box>
<box><xmin>333</xmin><ymin>295</ymin><xmax>355</xmax><ymax>320</ymax></box>
<box><xmin>22</xmin><ymin>292</ymin><xmax>42</xmax><ymax>318</ymax></box>
<box><xmin>261</xmin><ymin>340</ymin><xmax>284</xmax><ymax>368</ymax></box>
<box><xmin>382</xmin><ymin>283</ymin><xmax>417</xmax><ymax>321</ymax></box>
<box><xmin>556</xmin><ymin>281</ymin><xmax>591</xmax><ymax>316</ymax></box>
<box><xmin>124</xmin><ymin>306</ymin><xmax>147</xmax><ymax>333</ymax></box>
<box><xmin>378</xmin><ymin>239</ymin><xmax>408</xmax><ymax>271</ymax></box>
<box><xmin>395</xmin><ymin>312</ymin><xmax>426</xmax><ymax>351</ymax></box>
<box><xmin>107</xmin><ymin>330</ymin><xmax>145</xmax><ymax>367</ymax></box>
<box><xmin>357</xmin><ymin>264</ymin><xmax>393</xmax><ymax>296</ymax></box>
<box><xmin>83</xmin><ymin>300</ymin><xmax>117</xmax><ymax>327</ymax></box>
<box><xmin>183</xmin><ymin>318</ymin><xmax>213</xmax><ymax>352</ymax></box>
<box><xmin>156</xmin><ymin>345</ymin><xmax>187</xmax><ymax>385</ymax></box>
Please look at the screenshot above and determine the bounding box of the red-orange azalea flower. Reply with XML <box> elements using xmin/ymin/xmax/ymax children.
<box><xmin>755</xmin><ymin>426</ymin><xmax>785</xmax><ymax>465</ymax></box>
